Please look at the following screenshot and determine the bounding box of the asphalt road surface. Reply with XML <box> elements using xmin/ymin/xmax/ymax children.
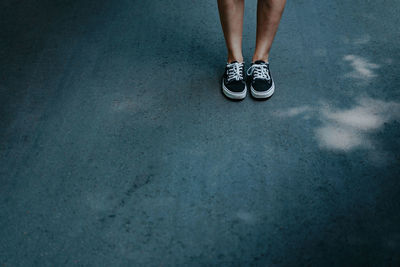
<box><xmin>1</xmin><ymin>0</ymin><xmax>400</xmax><ymax>265</ymax></box>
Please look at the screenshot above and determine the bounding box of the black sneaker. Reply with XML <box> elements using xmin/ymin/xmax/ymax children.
<box><xmin>247</xmin><ymin>60</ymin><xmax>275</xmax><ymax>99</ymax></box>
<box><xmin>221</xmin><ymin>61</ymin><xmax>247</xmax><ymax>100</ymax></box>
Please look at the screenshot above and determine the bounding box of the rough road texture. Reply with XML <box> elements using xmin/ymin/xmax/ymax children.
<box><xmin>1</xmin><ymin>0</ymin><xmax>400</xmax><ymax>266</ymax></box>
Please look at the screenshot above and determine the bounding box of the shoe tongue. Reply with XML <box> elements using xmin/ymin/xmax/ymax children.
<box><xmin>254</xmin><ymin>60</ymin><xmax>266</xmax><ymax>64</ymax></box>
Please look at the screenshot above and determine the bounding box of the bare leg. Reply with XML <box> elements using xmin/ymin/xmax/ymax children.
<box><xmin>252</xmin><ymin>0</ymin><xmax>286</xmax><ymax>62</ymax></box>
<box><xmin>217</xmin><ymin>0</ymin><xmax>245</xmax><ymax>63</ymax></box>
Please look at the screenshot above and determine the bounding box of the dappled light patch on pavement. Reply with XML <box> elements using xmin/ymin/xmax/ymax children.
<box><xmin>343</xmin><ymin>55</ymin><xmax>380</xmax><ymax>80</ymax></box>
<box><xmin>275</xmin><ymin>97</ymin><xmax>400</xmax><ymax>162</ymax></box>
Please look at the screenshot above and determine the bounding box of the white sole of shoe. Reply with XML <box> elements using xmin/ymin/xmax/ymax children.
<box><xmin>250</xmin><ymin>80</ymin><xmax>275</xmax><ymax>99</ymax></box>
<box><xmin>222</xmin><ymin>79</ymin><xmax>247</xmax><ymax>100</ymax></box>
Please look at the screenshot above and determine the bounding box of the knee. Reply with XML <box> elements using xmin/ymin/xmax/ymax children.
<box><xmin>258</xmin><ymin>0</ymin><xmax>286</xmax><ymax>12</ymax></box>
<box><xmin>218</xmin><ymin>0</ymin><xmax>245</xmax><ymax>8</ymax></box>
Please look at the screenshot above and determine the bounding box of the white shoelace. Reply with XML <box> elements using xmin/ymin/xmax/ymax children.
<box><xmin>247</xmin><ymin>63</ymin><xmax>271</xmax><ymax>80</ymax></box>
<box><xmin>226</xmin><ymin>62</ymin><xmax>244</xmax><ymax>82</ymax></box>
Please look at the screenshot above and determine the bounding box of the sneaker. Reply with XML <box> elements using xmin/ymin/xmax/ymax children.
<box><xmin>247</xmin><ymin>60</ymin><xmax>275</xmax><ymax>99</ymax></box>
<box><xmin>221</xmin><ymin>61</ymin><xmax>247</xmax><ymax>100</ymax></box>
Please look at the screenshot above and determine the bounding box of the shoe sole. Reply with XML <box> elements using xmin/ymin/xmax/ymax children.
<box><xmin>250</xmin><ymin>80</ymin><xmax>275</xmax><ymax>99</ymax></box>
<box><xmin>222</xmin><ymin>79</ymin><xmax>247</xmax><ymax>100</ymax></box>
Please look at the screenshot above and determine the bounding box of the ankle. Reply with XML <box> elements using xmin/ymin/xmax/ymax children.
<box><xmin>227</xmin><ymin>55</ymin><xmax>244</xmax><ymax>63</ymax></box>
<box><xmin>252</xmin><ymin>54</ymin><xmax>269</xmax><ymax>63</ymax></box>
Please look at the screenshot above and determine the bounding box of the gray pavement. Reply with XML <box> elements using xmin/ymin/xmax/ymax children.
<box><xmin>1</xmin><ymin>0</ymin><xmax>400</xmax><ymax>265</ymax></box>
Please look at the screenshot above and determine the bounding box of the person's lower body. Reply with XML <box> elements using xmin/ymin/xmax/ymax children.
<box><xmin>217</xmin><ymin>0</ymin><xmax>286</xmax><ymax>100</ymax></box>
